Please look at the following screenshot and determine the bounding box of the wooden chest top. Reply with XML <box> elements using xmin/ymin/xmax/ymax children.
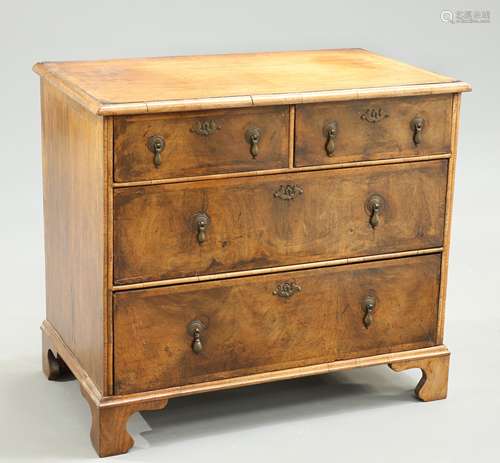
<box><xmin>33</xmin><ymin>49</ymin><xmax>470</xmax><ymax>115</ymax></box>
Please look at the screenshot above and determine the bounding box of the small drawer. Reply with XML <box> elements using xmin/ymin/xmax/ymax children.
<box><xmin>113</xmin><ymin>254</ymin><xmax>441</xmax><ymax>394</ymax></box>
<box><xmin>295</xmin><ymin>95</ymin><xmax>452</xmax><ymax>166</ymax></box>
<box><xmin>113</xmin><ymin>160</ymin><xmax>447</xmax><ymax>285</ymax></box>
<box><xmin>113</xmin><ymin>106</ymin><xmax>289</xmax><ymax>182</ymax></box>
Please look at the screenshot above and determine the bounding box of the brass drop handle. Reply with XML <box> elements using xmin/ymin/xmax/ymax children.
<box><xmin>187</xmin><ymin>320</ymin><xmax>205</xmax><ymax>354</ymax></box>
<box><xmin>147</xmin><ymin>135</ymin><xmax>165</xmax><ymax>168</ymax></box>
<box><xmin>324</xmin><ymin>121</ymin><xmax>337</xmax><ymax>156</ymax></box>
<box><xmin>369</xmin><ymin>202</ymin><xmax>381</xmax><ymax>229</ymax></box>
<box><xmin>245</xmin><ymin>127</ymin><xmax>261</xmax><ymax>158</ymax></box>
<box><xmin>411</xmin><ymin>117</ymin><xmax>425</xmax><ymax>146</ymax></box>
<box><xmin>193</xmin><ymin>212</ymin><xmax>210</xmax><ymax>245</ymax></box>
<box><xmin>363</xmin><ymin>296</ymin><xmax>376</xmax><ymax>329</ymax></box>
<box><xmin>192</xmin><ymin>329</ymin><xmax>202</xmax><ymax>353</ymax></box>
<box><xmin>366</xmin><ymin>194</ymin><xmax>384</xmax><ymax>229</ymax></box>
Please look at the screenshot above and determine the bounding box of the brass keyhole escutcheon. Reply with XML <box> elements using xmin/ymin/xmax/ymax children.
<box><xmin>365</xmin><ymin>194</ymin><xmax>385</xmax><ymax>229</ymax></box>
<box><xmin>245</xmin><ymin>127</ymin><xmax>262</xmax><ymax>158</ymax></box>
<box><xmin>363</xmin><ymin>295</ymin><xmax>376</xmax><ymax>329</ymax></box>
<box><xmin>323</xmin><ymin>121</ymin><xmax>337</xmax><ymax>156</ymax></box>
<box><xmin>187</xmin><ymin>320</ymin><xmax>206</xmax><ymax>354</ymax></box>
<box><xmin>273</xmin><ymin>281</ymin><xmax>302</xmax><ymax>298</ymax></box>
<box><xmin>193</xmin><ymin>212</ymin><xmax>210</xmax><ymax>245</ymax></box>
<box><xmin>190</xmin><ymin>119</ymin><xmax>221</xmax><ymax>136</ymax></box>
<box><xmin>147</xmin><ymin>135</ymin><xmax>165</xmax><ymax>168</ymax></box>
<box><xmin>411</xmin><ymin>117</ymin><xmax>425</xmax><ymax>146</ymax></box>
<box><xmin>360</xmin><ymin>108</ymin><xmax>389</xmax><ymax>123</ymax></box>
<box><xmin>273</xmin><ymin>184</ymin><xmax>304</xmax><ymax>200</ymax></box>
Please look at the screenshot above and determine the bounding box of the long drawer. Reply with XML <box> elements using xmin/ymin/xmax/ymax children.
<box><xmin>113</xmin><ymin>160</ymin><xmax>447</xmax><ymax>285</ymax></box>
<box><xmin>113</xmin><ymin>254</ymin><xmax>441</xmax><ymax>394</ymax></box>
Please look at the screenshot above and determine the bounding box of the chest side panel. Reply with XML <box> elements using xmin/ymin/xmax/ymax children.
<box><xmin>41</xmin><ymin>80</ymin><xmax>107</xmax><ymax>394</ymax></box>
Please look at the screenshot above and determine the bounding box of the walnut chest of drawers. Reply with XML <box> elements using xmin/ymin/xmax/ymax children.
<box><xmin>34</xmin><ymin>49</ymin><xmax>470</xmax><ymax>457</ymax></box>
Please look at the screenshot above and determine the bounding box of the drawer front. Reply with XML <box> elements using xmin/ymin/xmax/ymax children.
<box><xmin>295</xmin><ymin>95</ymin><xmax>452</xmax><ymax>167</ymax></box>
<box><xmin>113</xmin><ymin>254</ymin><xmax>441</xmax><ymax>394</ymax></box>
<box><xmin>114</xmin><ymin>106</ymin><xmax>289</xmax><ymax>182</ymax></box>
<box><xmin>114</xmin><ymin>160</ymin><xmax>447</xmax><ymax>285</ymax></box>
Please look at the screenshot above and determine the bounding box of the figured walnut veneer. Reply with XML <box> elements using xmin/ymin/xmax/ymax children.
<box><xmin>35</xmin><ymin>49</ymin><xmax>469</xmax><ymax>457</ymax></box>
<box><xmin>113</xmin><ymin>161</ymin><xmax>447</xmax><ymax>284</ymax></box>
<box><xmin>113</xmin><ymin>255</ymin><xmax>441</xmax><ymax>394</ymax></box>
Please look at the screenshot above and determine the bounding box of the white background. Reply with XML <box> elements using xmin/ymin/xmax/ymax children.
<box><xmin>0</xmin><ymin>1</ymin><xmax>498</xmax><ymax>462</ymax></box>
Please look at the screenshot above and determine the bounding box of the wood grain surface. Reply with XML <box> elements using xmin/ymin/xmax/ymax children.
<box><xmin>81</xmin><ymin>386</ymin><xmax>168</xmax><ymax>457</ymax></box>
<box><xmin>113</xmin><ymin>254</ymin><xmax>441</xmax><ymax>394</ymax></box>
<box><xmin>40</xmin><ymin>80</ymin><xmax>107</xmax><ymax>393</ymax></box>
<box><xmin>34</xmin><ymin>48</ymin><xmax>470</xmax><ymax>458</ymax></box>
<box><xmin>114</xmin><ymin>106</ymin><xmax>289</xmax><ymax>182</ymax></box>
<box><xmin>436</xmin><ymin>93</ymin><xmax>462</xmax><ymax>344</ymax></box>
<box><xmin>389</xmin><ymin>352</ymin><xmax>450</xmax><ymax>401</ymax></box>
<box><xmin>295</xmin><ymin>94</ymin><xmax>452</xmax><ymax>166</ymax></box>
<box><xmin>113</xmin><ymin>160</ymin><xmax>448</xmax><ymax>284</ymax></box>
<box><xmin>33</xmin><ymin>49</ymin><xmax>470</xmax><ymax>115</ymax></box>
